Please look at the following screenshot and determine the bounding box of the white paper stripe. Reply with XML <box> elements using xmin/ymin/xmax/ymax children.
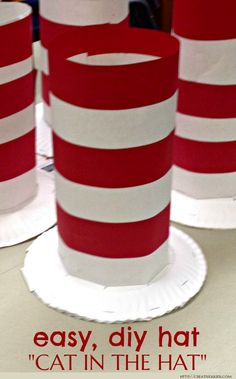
<box><xmin>40</xmin><ymin>0</ymin><xmax>129</xmax><ymax>26</ymax></box>
<box><xmin>0</xmin><ymin>104</ymin><xmax>34</xmax><ymax>144</ymax></box>
<box><xmin>0</xmin><ymin>56</ymin><xmax>33</xmax><ymax>85</ymax></box>
<box><xmin>40</xmin><ymin>44</ymin><xmax>49</xmax><ymax>75</ymax></box>
<box><xmin>40</xmin><ymin>49</ymin><xmax>158</xmax><ymax>77</ymax></box>
<box><xmin>51</xmin><ymin>93</ymin><xmax>177</xmax><ymax>149</ymax></box>
<box><xmin>0</xmin><ymin>3</ymin><xmax>31</xmax><ymax>26</ymax></box>
<box><xmin>173</xmin><ymin>165</ymin><xmax>236</xmax><ymax>199</ymax></box>
<box><xmin>176</xmin><ymin>112</ymin><xmax>236</xmax><ymax>142</ymax></box>
<box><xmin>43</xmin><ymin>101</ymin><xmax>51</xmax><ymax>125</ymax></box>
<box><xmin>58</xmin><ymin>235</ymin><xmax>169</xmax><ymax>286</ymax></box>
<box><xmin>56</xmin><ymin>169</ymin><xmax>172</xmax><ymax>223</ymax></box>
<box><xmin>176</xmin><ymin>34</ymin><xmax>236</xmax><ymax>85</ymax></box>
<box><xmin>0</xmin><ymin>169</ymin><xmax>37</xmax><ymax>212</ymax></box>
<box><xmin>69</xmin><ymin>52</ymin><xmax>159</xmax><ymax>66</ymax></box>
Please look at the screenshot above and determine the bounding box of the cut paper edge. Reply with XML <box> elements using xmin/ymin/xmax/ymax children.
<box><xmin>36</xmin><ymin>102</ymin><xmax>53</xmax><ymax>158</ymax></box>
<box><xmin>22</xmin><ymin>226</ymin><xmax>207</xmax><ymax>323</ymax></box>
<box><xmin>0</xmin><ymin>169</ymin><xmax>56</xmax><ymax>247</ymax></box>
<box><xmin>171</xmin><ymin>190</ymin><xmax>236</xmax><ymax>229</ymax></box>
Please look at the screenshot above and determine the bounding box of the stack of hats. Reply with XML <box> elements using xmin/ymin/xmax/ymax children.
<box><xmin>23</xmin><ymin>26</ymin><xmax>207</xmax><ymax>323</ymax></box>
<box><xmin>171</xmin><ymin>0</ymin><xmax>236</xmax><ymax>228</ymax></box>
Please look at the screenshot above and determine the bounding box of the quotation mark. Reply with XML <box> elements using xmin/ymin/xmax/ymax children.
<box><xmin>29</xmin><ymin>354</ymin><xmax>35</xmax><ymax>361</ymax></box>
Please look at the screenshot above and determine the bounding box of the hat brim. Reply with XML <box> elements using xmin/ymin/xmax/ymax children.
<box><xmin>22</xmin><ymin>226</ymin><xmax>207</xmax><ymax>323</ymax></box>
<box><xmin>0</xmin><ymin>169</ymin><xmax>56</xmax><ymax>247</ymax></box>
<box><xmin>171</xmin><ymin>190</ymin><xmax>236</xmax><ymax>229</ymax></box>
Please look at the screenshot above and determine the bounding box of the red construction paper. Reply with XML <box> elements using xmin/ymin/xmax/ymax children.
<box><xmin>178</xmin><ymin>79</ymin><xmax>236</xmax><ymax>118</ymax></box>
<box><xmin>0</xmin><ymin>14</ymin><xmax>32</xmax><ymax>67</ymax></box>
<box><xmin>173</xmin><ymin>0</ymin><xmax>236</xmax><ymax>40</ymax></box>
<box><xmin>49</xmin><ymin>26</ymin><xmax>179</xmax><ymax>110</ymax></box>
<box><xmin>0</xmin><ymin>71</ymin><xmax>34</xmax><ymax>119</ymax></box>
<box><xmin>40</xmin><ymin>15</ymin><xmax>129</xmax><ymax>49</ymax></box>
<box><xmin>174</xmin><ymin>136</ymin><xmax>236</xmax><ymax>174</ymax></box>
<box><xmin>0</xmin><ymin>129</ymin><xmax>35</xmax><ymax>182</ymax></box>
<box><xmin>57</xmin><ymin>203</ymin><xmax>170</xmax><ymax>259</ymax></box>
<box><xmin>53</xmin><ymin>131</ymin><xmax>174</xmax><ymax>188</ymax></box>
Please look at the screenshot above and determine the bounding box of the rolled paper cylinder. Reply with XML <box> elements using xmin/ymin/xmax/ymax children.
<box><xmin>39</xmin><ymin>0</ymin><xmax>130</xmax><ymax>124</ymax></box>
<box><xmin>49</xmin><ymin>25</ymin><xmax>179</xmax><ymax>286</ymax></box>
<box><xmin>0</xmin><ymin>3</ymin><xmax>37</xmax><ymax>212</ymax></box>
<box><xmin>173</xmin><ymin>0</ymin><xmax>236</xmax><ymax>199</ymax></box>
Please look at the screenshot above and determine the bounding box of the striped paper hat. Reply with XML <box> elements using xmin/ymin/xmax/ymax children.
<box><xmin>23</xmin><ymin>26</ymin><xmax>206</xmax><ymax>322</ymax></box>
<box><xmin>171</xmin><ymin>0</ymin><xmax>236</xmax><ymax>229</ymax></box>
<box><xmin>0</xmin><ymin>3</ymin><xmax>56</xmax><ymax>247</ymax></box>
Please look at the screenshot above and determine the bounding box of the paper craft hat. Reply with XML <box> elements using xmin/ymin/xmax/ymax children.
<box><xmin>0</xmin><ymin>3</ymin><xmax>56</xmax><ymax>247</ymax></box>
<box><xmin>23</xmin><ymin>26</ymin><xmax>207</xmax><ymax>323</ymax></box>
<box><xmin>171</xmin><ymin>0</ymin><xmax>236</xmax><ymax>229</ymax></box>
<box><xmin>39</xmin><ymin>0</ymin><xmax>130</xmax><ymax>126</ymax></box>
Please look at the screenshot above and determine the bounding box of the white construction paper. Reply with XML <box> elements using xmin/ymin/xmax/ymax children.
<box><xmin>0</xmin><ymin>169</ymin><xmax>56</xmax><ymax>247</ymax></box>
<box><xmin>176</xmin><ymin>34</ymin><xmax>236</xmax><ymax>85</ymax></box>
<box><xmin>51</xmin><ymin>93</ymin><xmax>176</xmax><ymax>149</ymax></box>
<box><xmin>36</xmin><ymin>102</ymin><xmax>53</xmax><ymax>158</ymax></box>
<box><xmin>176</xmin><ymin>112</ymin><xmax>236</xmax><ymax>142</ymax></box>
<box><xmin>56</xmin><ymin>170</ymin><xmax>171</xmax><ymax>223</ymax></box>
<box><xmin>0</xmin><ymin>104</ymin><xmax>34</xmax><ymax>144</ymax></box>
<box><xmin>0</xmin><ymin>57</ymin><xmax>33</xmax><ymax>85</ymax></box>
<box><xmin>40</xmin><ymin>0</ymin><xmax>129</xmax><ymax>25</ymax></box>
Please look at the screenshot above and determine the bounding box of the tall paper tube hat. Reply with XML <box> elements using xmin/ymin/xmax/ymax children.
<box><xmin>39</xmin><ymin>0</ymin><xmax>130</xmax><ymax>128</ymax></box>
<box><xmin>0</xmin><ymin>3</ymin><xmax>56</xmax><ymax>247</ymax></box>
<box><xmin>171</xmin><ymin>0</ymin><xmax>236</xmax><ymax>229</ymax></box>
<box><xmin>23</xmin><ymin>26</ymin><xmax>207</xmax><ymax>323</ymax></box>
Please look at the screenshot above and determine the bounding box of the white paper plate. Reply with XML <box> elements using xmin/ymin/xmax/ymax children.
<box><xmin>0</xmin><ymin>169</ymin><xmax>56</xmax><ymax>247</ymax></box>
<box><xmin>171</xmin><ymin>190</ymin><xmax>236</xmax><ymax>229</ymax></box>
<box><xmin>36</xmin><ymin>102</ymin><xmax>53</xmax><ymax>158</ymax></box>
<box><xmin>22</xmin><ymin>226</ymin><xmax>207</xmax><ymax>323</ymax></box>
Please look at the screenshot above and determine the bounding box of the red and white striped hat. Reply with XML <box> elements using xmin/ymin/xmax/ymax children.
<box><xmin>0</xmin><ymin>3</ymin><xmax>56</xmax><ymax>247</ymax></box>
<box><xmin>39</xmin><ymin>0</ymin><xmax>130</xmax><ymax>126</ymax></box>
<box><xmin>23</xmin><ymin>26</ymin><xmax>206</xmax><ymax>322</ymax></box>
<box><xmin>171</xmin><ymin>0</ymin><xmax>236</xmax><ymax>229</ymax></box>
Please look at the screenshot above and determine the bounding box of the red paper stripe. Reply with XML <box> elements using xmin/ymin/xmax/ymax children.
<box><xmin>53</xmin><ymin>131</ymin><xmax>174</xmax><ymax>188</ymax></box>
<box><xmin>0</xmin><ymin>72</ymin><xmax>35</xmax><ymax>119</ymax></box>
<box><xmin>57</xmin><ymin>203</ymin><xmax>170</xmax><ymax>258</ymax></box>
<box><xmin>174</xmin><ymin>135</ymin><xmax>236</xmax><ymax>174</ymax></box>
<box><xmin>0</xmin><ymin>129</ymin><xmax>35</xmax><ymax>182</ymax></box>
<box><xmin>40</xmin><ymin>15</ymin><xmax>129</xmax><ymax>49</ymax></box>
<box><xmin>42</xmin><ymin>72</ymin><xmax>50</xmax><ymax>105</ymax></box>
<box><xmin>40</xmin><ymin>18</ymin><xmax>129</xmax><ymax>107</ymax></box>
<box><xmin>0</xmin><ymin>14</ymin><xmax>32</xmax><ymax>67</ymax></box>
<box><xmin>173</xmin><ymin>0</ymin><xmax>236</xmax><ymax>40</ymax></box>
<box><xmin>178</xmin><ymin>79</ymin><xmax>236</xmax><ymax>118</ymax></box>
<box><xmin>49</xmin><ymin>26</ymin><xmax>179</xmax><ymax>110</ymax></box>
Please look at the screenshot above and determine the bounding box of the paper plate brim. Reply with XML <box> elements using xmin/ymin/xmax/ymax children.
<box><xmin>22</xmin><ymin>226</ymin><xmax>207</xmax><ymax>323</ymax></box>
<box><xmin>171</xmin><ymin>190</ymin><xmax>236</xmax><ymax>229</ymax></box>
<box><xmin>0</xmin><ymin>169</ymin><xmax>56</xmax><ymax>247</ymax></box>
<box><xmin>36</xmin><ymin>102</ymin><xmax>53</xmax><ymax>158</ymax></box>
